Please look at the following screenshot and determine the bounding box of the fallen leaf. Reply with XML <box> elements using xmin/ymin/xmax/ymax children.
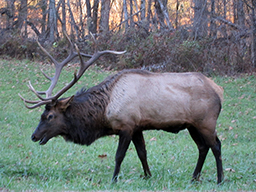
<box><xmin>98</xmin><ymin>154</ymin><xmax>107</xmax><ymax>158</ymax></box>
<box><xmin>238</xmin><ymin>94</ymin><xmax>245</xmax><ymax>99</ymax></box>
<box><xmin>219</xmin><ymin>135</ymin><xmax>226</xmax><ymax>141</ymax></box>
<box><xmin>229</xmin><ymin>126</ymin><xmax>233</xmax><ymax>130</ymax></box>
<box><xmin>150</xmin><ymin>137</ymin><xmax>156</xmax><ymax>141</ymax></box>
<box><xmin>17</xmin><ymin>144</ymin><xmax>24</xmax><ymax>148</ymax></box>
<box><xmin>225</xmin><ymin>168</ymin><xmax>235</xmax><ymax>173</ymax></box>
<box><xmin>234</xmin><ymin>134</ymin><xmax>238</xmax><ymax>139</ymax></box>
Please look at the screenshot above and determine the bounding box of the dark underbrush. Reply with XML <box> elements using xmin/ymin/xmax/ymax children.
<box><xmin>0</xmin><ymin>28</ymin><xmax>255</xmax><ymax>75</ymax></box>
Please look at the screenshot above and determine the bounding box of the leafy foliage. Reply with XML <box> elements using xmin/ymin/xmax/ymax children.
<box><xmin>1</xmin><ymin>58</ymin><xmax>256</xmax><ymax>191</ymax></box>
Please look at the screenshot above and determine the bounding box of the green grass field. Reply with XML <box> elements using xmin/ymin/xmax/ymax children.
<box><xmin>1</xmin><ymin>58</ymin><xmax>256</xmax><ymax>191</ymax></box>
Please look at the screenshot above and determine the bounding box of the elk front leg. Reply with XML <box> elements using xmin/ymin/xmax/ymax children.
<box><xmin>112</xmin><ymin>130</ymin><xmax>132</xmax><ymax>182</ymax></box>
<box><xmin>132</xmin><ymin>131</ymin><xmax>151</xmax><ymax>178</ymax></box>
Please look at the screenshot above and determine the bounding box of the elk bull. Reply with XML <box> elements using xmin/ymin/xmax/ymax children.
<box><xmin>19</xmin><ymin>34</ymin><xmax>224</xmax><ymax>184</ymax></box>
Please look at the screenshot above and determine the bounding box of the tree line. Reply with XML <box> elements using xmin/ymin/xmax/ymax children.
<box><xmin>0</xmin><ymin>0</ymin><xmax>256</xmax><ymax>73</ymax></box>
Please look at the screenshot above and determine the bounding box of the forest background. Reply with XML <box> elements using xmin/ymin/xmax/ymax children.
<box><xmin>1</xmin><ymin>0</ymin><xmax>256</xmax><ymax>75</ymax></box>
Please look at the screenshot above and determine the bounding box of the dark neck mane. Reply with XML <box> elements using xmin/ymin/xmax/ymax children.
<box><xmin>62</xmin><ymin>72</ymin><xmax>124</xmax><ymax>145</ymax></box>
<box><xmin>61</xmin><ymin>69</ymin><xmax>150</xmax><ymax>145</ymax></box>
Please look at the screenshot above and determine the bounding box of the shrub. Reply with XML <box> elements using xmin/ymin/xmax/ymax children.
<box><xmin>0</xmin><ymin>31</ymin><xmax>38</xmax><ymax>60</ymax></box>
<box><xmin>1</xmin><ymin>28</ymin><xmax>255</xmax><ymax>75</ymax></box>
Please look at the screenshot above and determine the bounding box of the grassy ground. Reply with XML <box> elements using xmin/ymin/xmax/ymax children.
<box><xmin>0</xmin><ymin>58</ymin><xmax>256</xmax><ymax>191</ymax></box>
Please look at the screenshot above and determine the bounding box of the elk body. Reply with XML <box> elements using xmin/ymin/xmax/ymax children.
<box><xmin>20</xmin><ymin>35</ymin><xmax>224</xmax><ymax>184</ymax></box>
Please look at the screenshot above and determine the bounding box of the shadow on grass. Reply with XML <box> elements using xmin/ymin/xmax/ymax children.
<box><xmin>0</xmin><ymin>159</ymin><xmax>101</xmax><ymax>183</ymax></box>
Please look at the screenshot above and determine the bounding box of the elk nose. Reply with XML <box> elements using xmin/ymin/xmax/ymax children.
<box><xmin>31</xmin><ymin>134</ymin><xmax>37</xmax><ymax>142</ymax></box>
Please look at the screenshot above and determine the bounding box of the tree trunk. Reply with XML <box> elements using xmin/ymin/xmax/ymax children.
<box><xmin>123</xmin><ymin>0</ymin><xmax>129</xmax><ymax>31</ymax></box>
<box><xmin>67</xmin><ymin>0</ymin><xmax>79</xmax><ymax>38</ymax></box>
<box><xmin>193</xmin><ymin>0</ymin><xmax>208</xmax><ymax>39</ymax></box>
<box><xmin>237</xmin><ymin>0</ymin><xmax>245</xmax><ymax>27</ymax></box>
<box><xmin>154</xmin><ymin>0</ymin><xmax>173</xmax><ymax>31</ymax></box>
<box><xmin>100</xmin><ymin>0</ymin><xmax>110</xmax><ymax>32</ymax></box>
<box><xmin>210</xmin><ymin>0</ymin><xmax>216</xmax><ymax>37</ymax></box>
<box><xmin>5</xmin><ymin>0</ymin><xmax>15</xmax><ymax>29</ymax></box>
<box><xmin>140</xmin><ymin>0</ymin><xmax>146</xmax><ymax>21</ymax></box>
<box><xmin>85</xmin><ymin>0</ymin><xmax>91</xmax><ymax>17</ymax></box>
<box><xmin>62</xmin><ymin>0</ymin><xmax>66</xmax><ymax>32</ymax></box>
<box><xmin>133</xmin><ymin>0</ymin><xmax>139</xmax><ymax>12</ymax></box>
<box><xmin>251</xmin><ymin>0</ymin><xmax>256</xmax><ymax>68</ymax></box>
<box><xmin>90</xmin><ymin>0</ymin><xmax>99</xmax><ymax>33</ymax></box>
<box><xmin>78</xmin><ymin>0</ymin><xmax>85</xmax><ymax>39</ymax></box>
<box><xmin>41</xmin><ymin>0</ymin><xmax>47</xmax><ymax>35</ymax></box>
<box><xmin>222</xmin><ymin>0</ymin><xmax>227</xmax><ymax>37</ymax></box>
<box><xmin>129</xmin><ymin>0</ymin><xmax>134</xmax><ymax>27</ymax></box>
<box><xmin>86</xmin><ymin>0</ymin><xmax>92</xmax><ymax>33</ymax></box>
<box><xmin>175</xmin><ymin>0</ymin><xmax>179</xmax><ymax>29</ymax></box>
<box><xmin>146</xmin><ymin>0</ymin><xmax>152</xmax><ymax>31</ymax></box>
<box><xmin>154</xmin><ymin>0</ymin><xmax>165</xmax><ymax>30</ymax></box>
<box><xmin>47</xmin><ymin>0</ymin><xmax>57</xmax><ymax>43</ymax></box>
<box><xmin>17</xmin><ymin>0</ymin><xmax>27</xmax><ymax>36</ymax></box>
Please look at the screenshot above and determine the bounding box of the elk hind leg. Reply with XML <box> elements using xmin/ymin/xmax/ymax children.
<box><xmin>196</xmin><ymin>126</ymin><xmax>224</xmax><ymax>184</ymax></box>
<box><xmin>188</xmin><ymin>127</ymin><xmax>209</xmax><ymax>182</ymax></box>
<box><xmin>211</xmin><ymin>136</ymin><xmax>224</xmax><ymax>184</ymax></box>
<box><xmin>132</xmin><ymin>131</ymin><xmax>151</xmax><ymax>178</ymax></box>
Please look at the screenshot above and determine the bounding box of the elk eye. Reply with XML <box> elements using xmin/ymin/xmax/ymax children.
<box><xmin>48</xmin><ymin>114</ymin><xmax>54</xmax><ymax>120</ymax></box>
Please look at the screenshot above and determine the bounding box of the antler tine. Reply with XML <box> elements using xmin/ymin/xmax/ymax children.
<box><xmin>46</xmin><ymin>70</ymin><xmax>78</xmax><ymax>101</ymax></box>
<box><xmin>37</xmin><ymin>32</ymin><xmax>93</xmax><ymax>97</ymax></box>
<box><xmin>37</xmin><ymin>39</ymin><xmax>59</xmax><ymax>66</ymax></box>
<box><xmin>75</xmin><ymin>44</ymin><xmax>87</xmax><ymax>75</ymax></box>
<box><xmin>63</xmin><ymin>31</ymin><xmax>93</xmax><ymax>61</ymax></box>
<box><xmin>77</xmin><ymin>49</ymin><xmax>126</xmax><ymax>78</ymax></box>
<box><xmin>40</xmin><ymin>68</ymin><xmax>52</xmax><ymax>81</ymax></box>
<box><xmin>64</xmin><ymin>31</ymin><xmax>73</xmax><ymax>52</ymax></box>
<box><xmin>18</xmin><ymin>93</ymin><xmax>41</xmax><ymax>104</ymax></box>
<box><xmin>18</xmin><ymin>93</ymin><xmax>52</xmax><ymax>109</ymax></box>
<box><xmin>36</xmin><ymin>34</ymin><xmax>76</xmax><ymax>97</ymax></box>
<box><xmin>27</xmin><ymin>81</ymin><xmax>51</xmax><ymax>101</ymax></box>
<box><xmin>89</xmin><ymin>32</ymin><xmax>97</xmax><ymax>52</ymax></box>
<box><xmin>74</xmin><ymin>39</ymin><xmax>126</xmax><ymax>79</ymax></box>
<box><xmin>89</xmin><ymin>32</ymin><xmax>96</xmax><ymax>43</ymax></box>
<box><xmin>46</xmin><ymin>47</ymin><xmax>125</xmax><ymax>101</ymax></box>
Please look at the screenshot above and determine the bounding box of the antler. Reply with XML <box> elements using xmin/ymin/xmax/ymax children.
<box><xmin>36</xmin><ymin>31</ymin><xmax>92</xmax><ymax>97</ymax></box>
<box><xmin>19</xmin><ymin>33</ymin><xmax>126</xmax><ymax>109</ymax></box>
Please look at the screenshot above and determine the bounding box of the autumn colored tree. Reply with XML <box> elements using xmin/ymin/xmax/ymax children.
<box><xmin>0</xmin><ymin>0</ymin><xmax>256</xmax><ymax>72</ymax></box>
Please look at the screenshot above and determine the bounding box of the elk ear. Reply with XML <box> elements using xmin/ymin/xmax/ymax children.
<box><xmin>59</xmin><ymin>96</ymin><xmax>74</xmax><ymax>111</ymax></box>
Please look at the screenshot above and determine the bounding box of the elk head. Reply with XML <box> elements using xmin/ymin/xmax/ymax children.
<box><xmin>19</xmin><ymin>32</ymin><xmax>125</xmax><ymax>144</ymax></box>
<box><xmin>30</xmin><ymin>96</ymin><xmax>75</xmax><ymax>145</ymax></box>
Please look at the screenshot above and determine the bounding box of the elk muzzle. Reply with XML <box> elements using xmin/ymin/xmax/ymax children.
<box><xmin>31</xmin><ymin>127</ymin><xmax>50</xmax><ymax>145</ymax></box>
